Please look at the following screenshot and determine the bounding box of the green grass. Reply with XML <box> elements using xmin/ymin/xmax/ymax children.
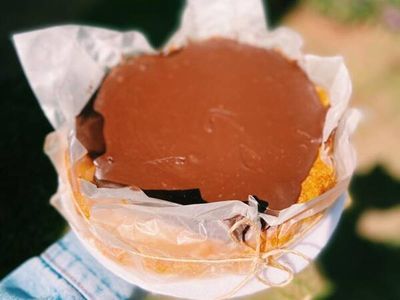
<box><xmin>309</xmin><ymin>0</ymin><xmax>400</xmax><ymax>23</ymax></box>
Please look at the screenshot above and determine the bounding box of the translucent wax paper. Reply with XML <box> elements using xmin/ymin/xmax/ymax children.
<box><xmin>13</xmin><ymin>0</ymin><xmax>360</xmax><ymax>298</ymax></box>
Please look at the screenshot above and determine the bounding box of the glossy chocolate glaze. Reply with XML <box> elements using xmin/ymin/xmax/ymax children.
<box><xmin>77</xmin><ymin>38</ymin><xmax>327</xmax><ymax>210</ymax></box>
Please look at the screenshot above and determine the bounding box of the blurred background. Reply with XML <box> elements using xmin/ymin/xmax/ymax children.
<box><xmin>1</xmin><ymin>0</ymin><xmax>400</xmax><ymax>299</ymax></box>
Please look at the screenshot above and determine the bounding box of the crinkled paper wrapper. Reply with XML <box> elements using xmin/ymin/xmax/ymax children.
<box><xmin>13</xmin><ymin>0</ymin><xmax>360</xmax><ymax>298</ymax></box>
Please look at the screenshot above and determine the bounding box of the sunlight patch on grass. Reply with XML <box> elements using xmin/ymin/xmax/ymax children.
<box><xmin>357</xmin><ymin>205</ymin><xmax>400</xmax><ymax>246</ymax></box>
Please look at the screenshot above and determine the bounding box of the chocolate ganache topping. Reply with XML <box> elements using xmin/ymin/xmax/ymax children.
<box><xmin>76</xmin><ymin>38</ymin><xmax>327</xmax><ymax>210</ymax></box>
